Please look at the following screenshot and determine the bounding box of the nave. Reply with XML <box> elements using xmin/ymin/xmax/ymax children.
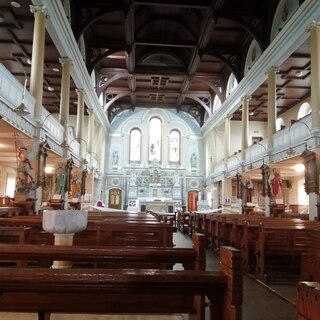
<box><xmin>0</xmin><ymin>230</ymin><xmax>296</xmax><ymax>320</ymax></box>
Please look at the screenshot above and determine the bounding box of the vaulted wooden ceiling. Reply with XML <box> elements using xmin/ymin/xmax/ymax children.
<box><xmin>0</xmin><ymin>0</ymin><xmax>311</xmax><ymax>126</ymax></box>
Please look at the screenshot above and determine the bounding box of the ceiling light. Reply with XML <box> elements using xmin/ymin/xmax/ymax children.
<box><xmin>47</xmin><ymin>86</ymin><xmax>54</xmax><ymax>91</ymax></box>
<box><xmin>10</xmin><ymin>1</ymin><xmax>21</xmax><ymax>8</ymax></box>
<box><xmin>27</xmin><ymin>58</ymin><xmax>32</xmax><ymax>65</ymax></box>
<box><xmin>295</xmin><ymin>70</ymin><xmax>303</xmax><ymax>77</ymax></box>
<box><xmin>249</xmin><ymin>111</ymin><xmax>255</xmax><ymax>116</ymax></box>
<box><xmin>52</xmin><ymin>67</ymin><xmax>59</xmax><ymax>72</ymax></box>
<box><xmin>13</xmin><ymin>77</ymin><xmax>30</xmax><ymax>116</ymax></box>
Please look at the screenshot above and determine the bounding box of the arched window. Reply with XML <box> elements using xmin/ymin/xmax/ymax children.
<box><xmin>129</xmin><ymin>128</ymin><xmax>141</xmax><ymax>162</ymax></box>
<box><xmin>298</xmin><ymin>102</ymin><xmax>311</xmax><ymax>119</ymax></box>
<box><xmin>169</xmin><ymin>130</ymin><xmax>180</xmax><ymax>162</ymax></box>
<box><xmin>226</xmin><ymin>73</ymin><xmax>238</xmax><ymax>96</ymax></box>
<box><xmin>149</xmin><ymin>118</ymin><xmax>162</xmax><ymax>162</ymax></box>
<box><xmin>276</xmin><ymin>117</ymin><xmax>285</xmax><ymax>131</ymax></box>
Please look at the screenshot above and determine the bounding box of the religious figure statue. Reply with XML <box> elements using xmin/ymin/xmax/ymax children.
<box><xmin>268</xmin><ymin>169</ymin><xmax>283</xmax><ymax>200</ymax></box>
<box><xmin>55</xmin><ymin>162</ymin><xmax>67</xmax><ymax>195</ymax></box>
<box><xmin>71</xmin><ymin>170</ymin><xmax>82</xmax><ymax>200</ymax></box>
<box><xmin>17</xmin><ymin>146</ymin><xmax>34</xmax><ymax>187</ymax></box>
<box><xmin>112</xmin><ymin>150</ymin><xmax>119</xmax><ymax>166</ymax></box>
<box><xmin>129</xmin><ymin>171</ymin><xmax>137</xmax><ymax>185</ymax></box>
<box><xmin>190</xmin><ymin>152</ymin><xmax>197</xmax><ymax>169</ymax></box>
<box><xmin>243</xmin><ymin>179</ymin><xmax>254</xmax><ymax>203</ymax></box>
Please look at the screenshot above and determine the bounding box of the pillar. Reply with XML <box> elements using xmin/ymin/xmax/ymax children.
<box><xmin>310</xmin><ymin>22</ymin><xmax>320</xmax><ymax>132</ymax></box>
<box><xmin>266</xmin><ymin>68</ymin><xmax>278</xmax><ymax>149</ymax></box>
<box><xmin>224</xmin><ymin>115</ymin><xmax>231</xmax><ymax>168</ymax></box>
<box><xmin>59</xmin><ymin>58</ymin><xmax>71</xmax><ymax>142</ymax></box>
<box><xmin>211</xmin><ymin>128</ymin><xmax>217</xmax><ymax>170</ymax></box>
<box><xmin>241</xmin><ymin>95</ymin><xmax>250</xmax><ymax>161</ymax></box>
<box><xmin>29</xmin><ymin>5</ymin><xmax>47</xmax><ymax>122</ymax></box>
<box><xmin>75</xmin><ymin>88</ymin><xmax>85</xmax><ymax>157</ymax></box>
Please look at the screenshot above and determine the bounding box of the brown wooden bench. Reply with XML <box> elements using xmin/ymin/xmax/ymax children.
<box><xmin>296</xmin><ymin>281</ymin><xmax>320</xmax><ymax>320</ymax></box>
<box><xmin>148</xmin><ymin>210</ymin><xmax>177</xmax><ymax>226</ymax></box>
<box><xmin>254</xmin><ymin>223</ymin><xmax>320</xmax><ymax>284</ymax></box>
<box><xmin>0</xmin><ymin>245</ymin><xmax>242</xmax><ymax>320</ymax></box>
<box><xmin>0</xmin><ymin>233</ymin><xmax>206</xmax><ymax>270</ymax></box>
<box><xmin>301</xmin><ymin>228</ymin><xmax>320</xmax><ymax>282</ymax></box>
<box><xmin>177</xmin><ymin>211</ymin><xmax>190</xmax><ymax>234</ymax></box>
<box><xmin>0</xmin><ymin>215</ymin><xmax>175</xmax><ymax>248</ymax></box>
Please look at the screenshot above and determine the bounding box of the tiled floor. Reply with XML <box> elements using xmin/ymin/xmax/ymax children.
<box><xmin>0</xmin><ymin>231</ymin><xmax>296</xmax><ymax>320</ymax></box>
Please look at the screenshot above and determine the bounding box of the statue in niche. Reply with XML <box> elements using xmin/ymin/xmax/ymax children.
<box><xmin>190</xmin><ymin>153</ymin><xmax>197</xmax><ymax>169</ymax></box>
<box><xmin>112</xmin><ymin>150</ymin><xmax>119</xmax><ymax>166</ymax></box>
<box><xmin>129</xmin><ymin>171</ymin><xmax>137</xmax><ymax>185</ymax></box>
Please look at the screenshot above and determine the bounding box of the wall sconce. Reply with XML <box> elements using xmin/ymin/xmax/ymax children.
<box><xmin>286</xmin><ymin>120</ymin><xmax>311</xmax><ymax>156</ymax></box>
<box><xmin>0</xmin><ymin>59</ymin><xmax>31</xmax><ymax>116</ymax></box>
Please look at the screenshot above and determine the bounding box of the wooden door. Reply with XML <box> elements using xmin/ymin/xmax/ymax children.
<box><xmin>188</xmin><ymin>190</ymin><xmax>198</xmax><ymax>212</ymax></box>
<box><xmin>108</xmin><ymin>188</ymin><xmax>121</xmax><ymax>209</ymax></box>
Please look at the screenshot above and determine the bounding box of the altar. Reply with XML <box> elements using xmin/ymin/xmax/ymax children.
<box><xmin>138</xmin><ymin>198</ymin><xmax>176</xmax><ymax>213</ymax></box>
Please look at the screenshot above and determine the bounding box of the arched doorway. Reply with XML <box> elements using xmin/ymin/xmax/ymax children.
<box><xmin>108</xmin><ymin>188</ymin><xmax>122</xmax><ymax>209</ymax></box>
<box><xmin>188</xmin><ymin>190</ymin><xmax>198</xmax><ymax>212</ymax></box>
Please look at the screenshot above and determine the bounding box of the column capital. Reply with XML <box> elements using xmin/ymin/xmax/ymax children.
<box><xmin>265</xmin><ymin>67</ymin><xmax>279</xmax><ymax>75</ymax></box>
<box><xmin>30</xmin><ymin>5</ymin><xmax>48</xmax><ymax>16</ymax></box>
<box><xmin>59</xmin><ymin>57</ymin><xmax>72</xmax><ymax>65</ymax></box>
<box><xmin>241</xmin><ymin>95</ymin><xmax>251</xmax><ymax>102</ymax></box>
<box><xmin>76</xmin><ymin>88</ymin><xmax>86</xmax><ymax>96</ymax></box>
<box><xmin>307</xmin><ymin>20</ymin><xmax>320</xmax><ymax>32</ymax></box>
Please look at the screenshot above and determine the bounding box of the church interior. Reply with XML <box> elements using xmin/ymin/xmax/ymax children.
<box><xmin>0</xmin><ymin>0</ymin><xmax>320</xmax><ymax>319</ymax></box>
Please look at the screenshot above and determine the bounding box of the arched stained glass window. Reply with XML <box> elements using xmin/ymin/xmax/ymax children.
<box><xmin>149</xmin><ymin>118</ymin><xmax>161</xmax><ymax>162</ymax></box>
<box><xmin>169</xmin><ymin>130</ymin><xmax>180</xmax><ymax>162</ymax></box>
<box><xmin>129</xmin><ymin>128</ymin><xmax>141</xmax><ymax>162</ymax></box>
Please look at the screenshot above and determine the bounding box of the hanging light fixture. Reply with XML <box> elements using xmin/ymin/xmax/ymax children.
<box><xmin>13</xmin><ymin>76</ymin><xmax>30</xmax><ymax>116</ymax></box>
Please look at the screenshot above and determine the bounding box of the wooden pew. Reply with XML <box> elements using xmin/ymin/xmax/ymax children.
<box><xmin>254</xmin><ymin>223</ymin><xmax>319</xmax><ymax>284</ymax></box>
<box><xmin>0</xmin><ymin>215</ymin><xmax>175</xmax><ymax>247</ymax></box>
<box><xmin>0</xmin><ymin>233</ymin><xmax>206</xmax><ymax>270</ymax></box>
<box><xmin>0</xmin><ymin>245</ymin><xmax>242</xmax><ymax>320</ymax></box>
<box><xmin>177</xmin><ymin>211</ymin><xmax>190</xmax><ymax>234</ymax></box>
<box><xmin>74</xmin><ymin>220</ymin><xmax>175</xmax><ymax>247</ymax></box>
<box><xmin>296</xmin><ymin>281</ymin><xmax>320</xmax><ymax>320</ymax></box>
<box><xmin>301</xmin><ymin>228</ymin><xmax>320</xmax><ymax>282</ymax></box>
<box><xmin>148</xmin><ymin>210</ymin><xmax>177</xmax><ymax>226</ymax></box>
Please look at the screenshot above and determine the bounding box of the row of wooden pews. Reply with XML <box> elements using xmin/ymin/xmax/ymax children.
<box><xmin>0</xmin><ymin>211</ymin><xmax>175</xmax><ymax>247</ymax></box>
<box><xmin>0</xmin><ymin>245</ymin><xmax>242</xmax><ymax>320</ymax></box>
<box><xmin>296</xmin><ymin>228</ymin><xmax>320</xmax><ymax>320</ymax></box>
<box><xmin>193</xmin><ymin>212</ymin><xmax>320</xmax><ymax>284</ymax></box>
<box><xmin>0</xmin><ymin>210</ymin><xmax>243</xmax><ymax>320</ymax></box>
<box><xmin>177</xmin><ymin>210</ymin><xmax>320</xmax><ymax>320</ymax></box>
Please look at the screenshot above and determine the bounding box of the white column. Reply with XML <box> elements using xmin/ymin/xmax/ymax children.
<box><xmin>75</xmin><ymin>88</ymin><xmax>85</xmax><ymax>157</ymax></box>
<box><xmin>224</xmin><ymin>115</ymin><xmax>231</xmax><ymax>168</ymax></box>
<box><xmin>59</xmin><ymin>58</ymin><xmax>71</xmax><ymax>142</ymax></box>
<box><xmin>87</xmin><ymin>110</ymin><xmax>94</xmax><ymax>154</ymax></box>
<box><xmin>241</xmin><ymin>95</ymin><xmax>250</xmax><ymax>161</ymax></box>
<box><xmin>266</xmin><ymin>68</ymin><xmax>278</xmax><ymax>149</ymax></box>
<box><xmin>310</xmin><ymin>23</ymin><xmax>320</xmax><ymax>131</ymax></box>
<box><xmin>210</xmin><ymin>128</ymin><xmax>217</xmax><ymax>171</ymax></box>
<box><xmin>29</xmin><ymin>5</ymin><xmax>47</xmax><ymax>121</ymax></box>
